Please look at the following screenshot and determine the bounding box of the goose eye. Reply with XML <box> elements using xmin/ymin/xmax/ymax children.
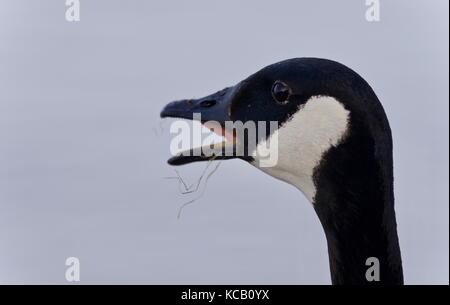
<box><xmin>271</xmin><ymin>81</ymin><xmax>291</xmax><ymax>104</ymax></box>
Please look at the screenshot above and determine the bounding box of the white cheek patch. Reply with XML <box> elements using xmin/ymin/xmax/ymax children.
<box><xmin>252</xmin><ymin>96</ymin><xmax>350</xmax><ymax>203</ymax></box>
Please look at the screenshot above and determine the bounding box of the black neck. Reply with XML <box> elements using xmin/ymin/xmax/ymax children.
<box><xmin>312</xmin><ymin>117</ymin><xmax>403</xmax><ymax>285</ymax></box>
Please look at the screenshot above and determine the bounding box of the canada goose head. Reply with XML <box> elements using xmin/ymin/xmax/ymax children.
<box><xmin>160</xmin><ymin>58</ymin><xmax>403</xmax><ymax>285</ymax></box>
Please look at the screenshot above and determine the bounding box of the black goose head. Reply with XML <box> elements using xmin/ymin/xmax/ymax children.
<box><xmin>160</xmin><ymin>57</ymin><xmax>392</xmax><ymax>203</ymax></box>
<box><xmin>160</xmin><ymin>58</ymin><xmax>403</xmax><ymax>285</ymax></box>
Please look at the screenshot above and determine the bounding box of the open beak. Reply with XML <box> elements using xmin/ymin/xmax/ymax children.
<box><xmin>160</xmin><ymin>84</ymin><xmax>245</xmax><ymax>166</ymax></box>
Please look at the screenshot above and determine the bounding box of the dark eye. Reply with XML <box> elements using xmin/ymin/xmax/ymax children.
<box><xmin>271</xmin><ymin>81</ymin><xmax>291</xmax><ymax>104</ymax></box>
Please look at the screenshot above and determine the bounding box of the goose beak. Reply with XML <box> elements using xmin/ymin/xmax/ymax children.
<box><xmin>160</xmin><ymin>86</ymin><xmax>236</xmax><ymax>123</ymax></box>
<box><xmin>160</xmin><ymin>85</ymin><xmax>242</xmax><ymax>166</ymax></box>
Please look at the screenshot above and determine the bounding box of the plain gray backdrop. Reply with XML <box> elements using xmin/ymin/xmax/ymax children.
<box><xmin>0</xmin><ymin>0</ymin><xmax>448</xmax><ymax>284</ymax></box>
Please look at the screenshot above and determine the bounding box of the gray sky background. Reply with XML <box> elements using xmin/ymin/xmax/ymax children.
<box><xmin>0</xmin><ymin>0</ymin><xmax>448</xmax><ymax>284</ymax></box>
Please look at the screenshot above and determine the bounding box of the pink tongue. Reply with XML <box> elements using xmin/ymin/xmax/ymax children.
<box><xmin>203</xmin><ymin>121</ymin><xmax>235</xmax><ymax>142</ymax></box>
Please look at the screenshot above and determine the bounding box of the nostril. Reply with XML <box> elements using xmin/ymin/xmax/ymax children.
<box><xmin>199</xmin><ymin>99</ymin><xmax>217</xmax><ymax>108</ymax></box>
